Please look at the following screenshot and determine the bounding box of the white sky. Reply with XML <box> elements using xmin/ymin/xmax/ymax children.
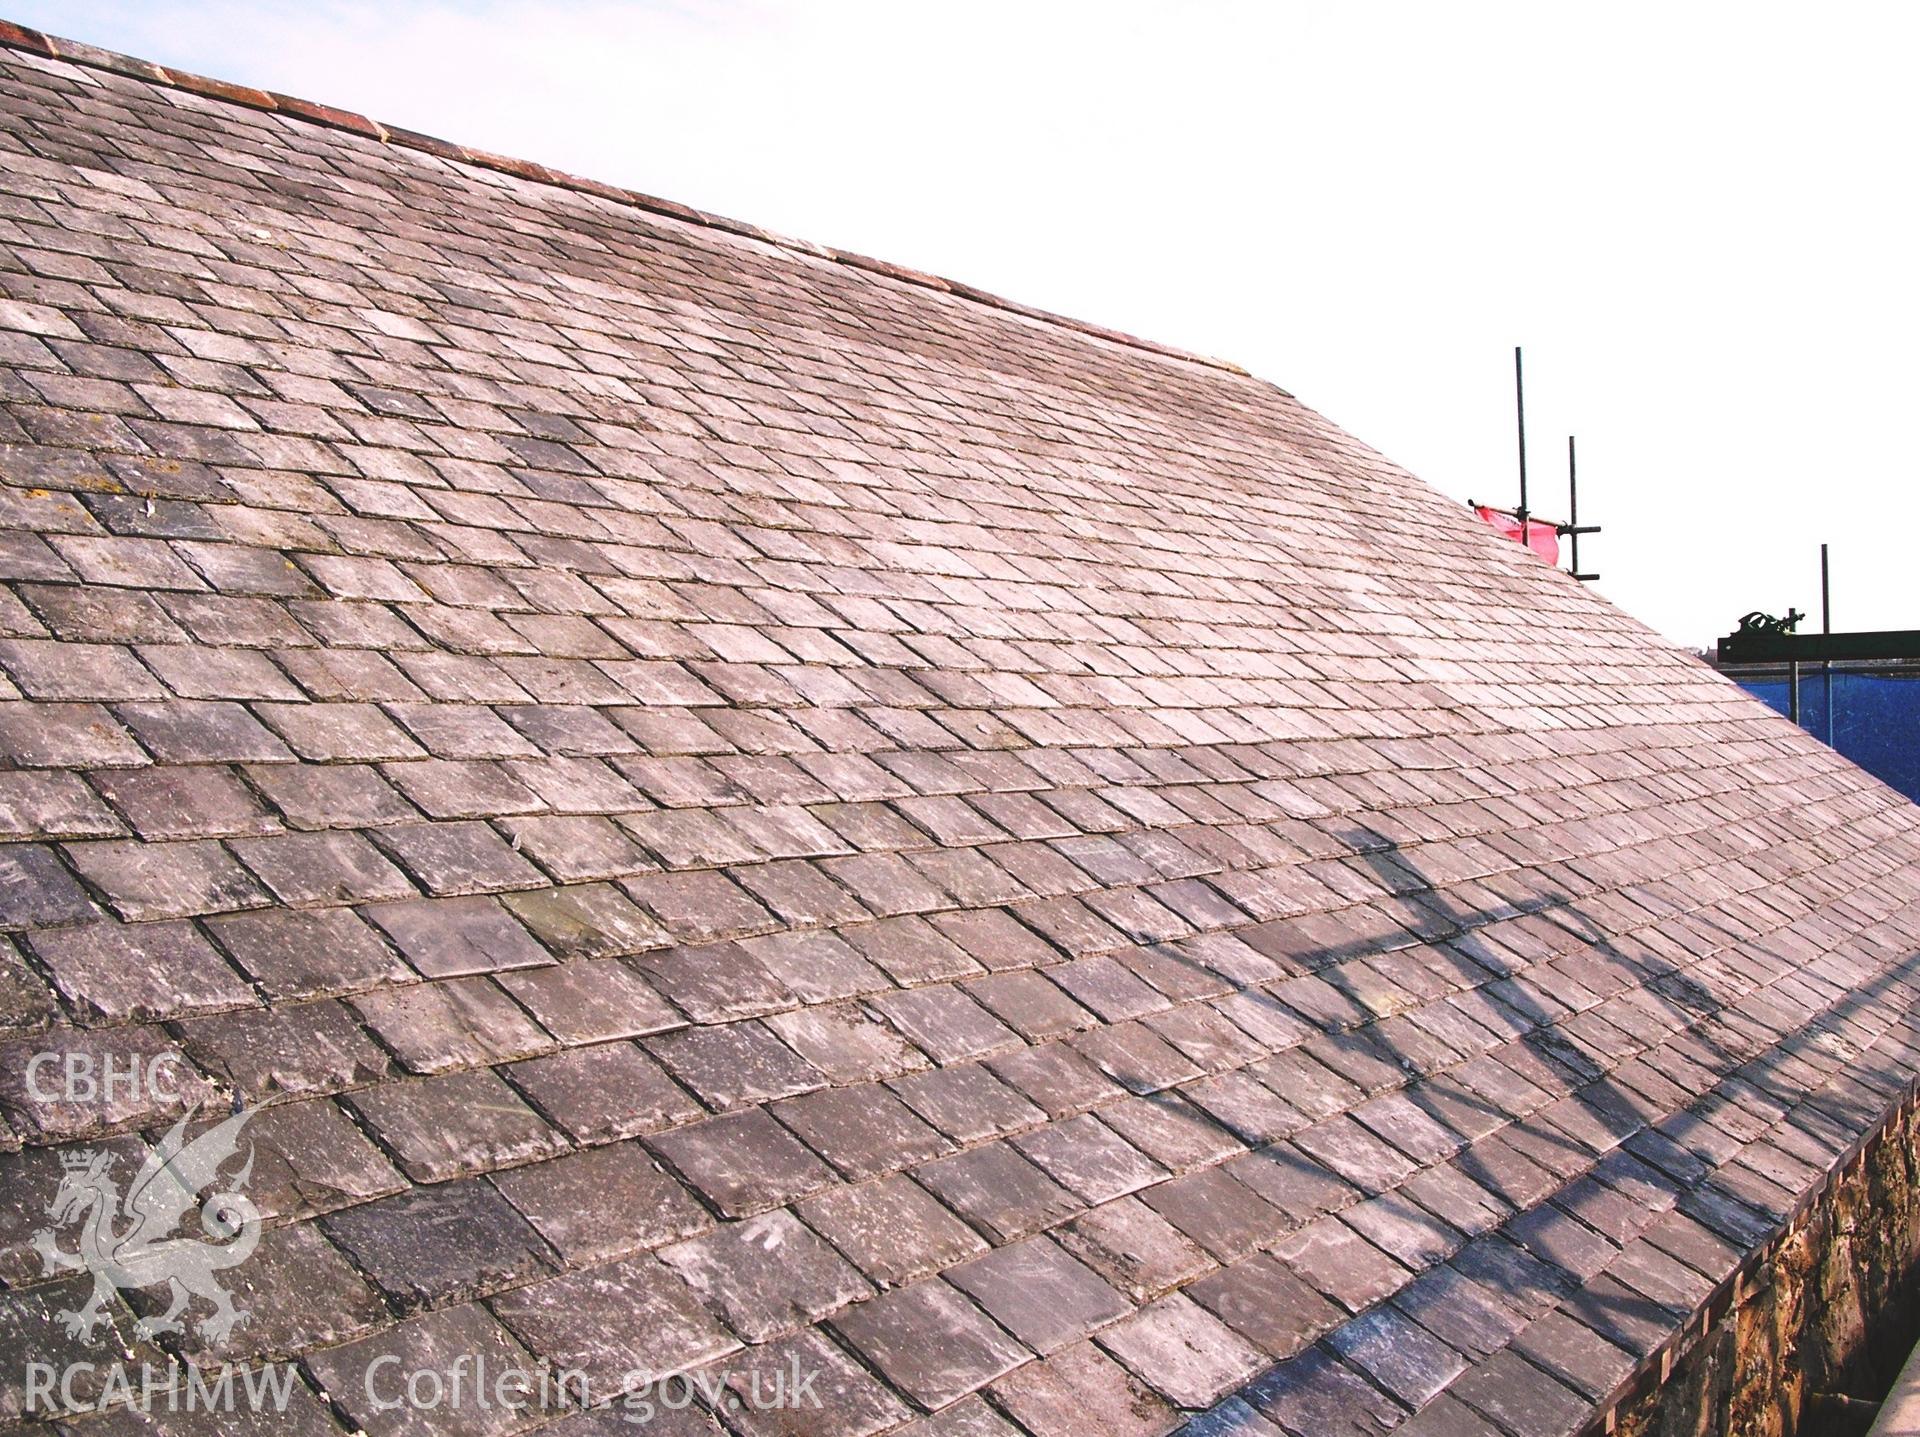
<box><xmin>12</xmin><ymin>1</ymin><xmax>1918</xmax><ymax>647</ymax></box>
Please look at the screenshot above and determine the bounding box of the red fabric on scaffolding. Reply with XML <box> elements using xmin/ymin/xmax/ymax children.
<box><xmin>1476</xmin><ymin>506</ymin><xmax>1560</xmax><ymax>565</ymax></box>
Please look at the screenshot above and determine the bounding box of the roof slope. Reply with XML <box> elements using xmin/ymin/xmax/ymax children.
<box><xmin>1</xmin><ymin>23</ymin><xmax>1918</xmax><ymax>1437</ymax></box>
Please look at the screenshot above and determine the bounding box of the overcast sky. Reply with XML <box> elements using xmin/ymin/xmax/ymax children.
<box><xmin>14</xmin><ymin>1</ymin><xmax>1917</xmax><ymax>647</ymax></box>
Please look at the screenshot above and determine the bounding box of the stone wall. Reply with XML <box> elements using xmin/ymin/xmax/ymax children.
<box><xmin>1611</xmin><ymin>1096</ymin><xmax>1920</xmax><ymax>1437</ymax></box>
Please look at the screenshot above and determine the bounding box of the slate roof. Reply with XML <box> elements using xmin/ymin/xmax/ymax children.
<box><xmin>0</xmin><ymin>19</ymin><xmax>1918</xmax><ymax>1437</ymax></box>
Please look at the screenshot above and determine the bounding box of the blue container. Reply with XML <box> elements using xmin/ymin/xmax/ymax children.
<box><xmin>1738</xmin><ymin>671</ymin><xmax>1920</xmax><ymax>803</ymax></box>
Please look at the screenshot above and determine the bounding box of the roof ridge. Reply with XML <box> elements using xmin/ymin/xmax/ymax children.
<box><xmin>0</xmin><ymin>16</ymin><xmax>1259</xmax><ymax>382</ymax></box>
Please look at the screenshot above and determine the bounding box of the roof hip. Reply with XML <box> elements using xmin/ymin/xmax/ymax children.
<box><xmin>0</xmin><ymin>14</ymin><xmax>1255</xmax><ymax>381</ymax></box>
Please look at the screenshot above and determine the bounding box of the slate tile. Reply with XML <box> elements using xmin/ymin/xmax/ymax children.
<box><xmin>532</xmin><ymin>1401</ymin><xmax>730</xmax><ymax>1437</ymax></box>
<box><xmin>1641</xmin><ymin>1206</ymin><xmax>1740</xmax><ymax>1280</ymax></box>
<box><xmin>774</xmin><ymin>1081</ymin><xmax>952</xmax><ymax>1179</ymax></box>
<box><xmin>800</xmin><ymin>1173</ymin><xmax>989</xmax><ymax>1285</ymax></box>
<box><xmin>255</xmin><ymin>701</ymin><xmax>424</xmax><ymax>764</ymax></box>
<box><xmin>915</xmin><ymin>1140</ymin><xmax>1083</xmax><ymax>1243</ymax></box>
<box><xmin>247</xmin><ymin>761</ymin><xmax>418</xmax><ymax>830</ymax></box>
<box><xmin>0</xmin><ymin>1132</ymin><xmax>146</xmax><ymax>1285</ymax></box>
<box><xmin>199</xmin><ymin>1094</ymin><xmax>405</xmax><ymax>1221</ymax></box>
<box><xmin>0</xmin><ymin>842</ymin><xmax>96</xmax><ymax>928</ymax></box>
<box><xmin>1345</xmin><ymin>1190</ymin><xmax>1467</xmax><ymax>1269</ymax></box>
<box><xmin>990</xmin><ymin>1040</ymin><xmax>1126</xmax><ymax>1117</ymax></box>
<box><xmin>1391</xmin><ymin>1265</ymin><xmax>1530</xmax><ymax>1360</ymax></box>
<box><xmin>966</xmin><ymin>968</ymin><xmax>1098</xmax><ymax>1039</ymax></box>
<box><xmin>1182</xmin><ymin>1071</ymin><xmax>1309</xmax><ymax>1146</ymax></box>
<box><xmin>623</xmin><ymin>869</ymin><xmax>780</xmax><ymax>942</ymax></box>
<box><xmin>1227</xmin><ymin>1143</ymin><xmax>1357</xmax><ymax>1227</ymax></box>
<box><xmin>649</xmin><ymin>1108</ymin><xmax>837</xmax><ymax>1217</ymax></box>
<box><xmin>822</xmin><ymin>852</ymin><xmax>953</xmax><ymax>918</ymax></box>
<box><xmin>389</xmin><ymin>704</ymin><xmax>543</xmax><ymax>760</ymax></box>
<box><xmin>0</xmin><ymin>1025</ymin><xmax>210</xmax><ymax>1142</ymax></box>
<box><xmin>1240</xmin><ymin>1347</ymin><xmax>1408</xmax><ymax>1437</ymax></box>
<box><xmin>832</xmin><ymin>1279</ymin><xmax>1027</xmax><ymax>1410</ymax></box>
<box><xmin>1272</xmin><ymin>1215</ymin><xmax>1413</xmax><ymax>1313</ymax></box>
<box><xmin>207</xmin><ymin>905</ymin><xmax>410</xmax><ymax>1000</ymax></box>
<box><xmin>1098</xmin><ymin>1292</ymin><xmax>1267</xmax><ymax>1409</ymax></box>
<box><xmin>766</xmin><ymin>1001</ymin><xmax>929</xmax><ymax>1083</ymax></box>
<box><xmin>1059</xmin><ymin>1195</ymin><xmax>1215</xmax><ymax>1302</ymax></box>
<box><xmin>1100</xmin><ymin>1093</ymin><xmax>1246</xmax><ymax>1172</ymax></box>
<box><xmin>169</xmin><ymin>1220</ymin><xmax>386</xmax><ymax>1364</ymax></box>
<box><xmin>1292</xmin><ymin>1114</ymin><xmax>1421</xmax><ymax>1196</ymax></box>
<box><xmin>373</xmin><ymin>819</ymin><xmax>546</xmax><ymax>896</ymax></box>
<box><xmin>1606</xmin><ymin>1237</ymin><xmax>1713</xmax><ymax>1312</ymax></box>
<box><xmin>990</xmin><ymin>1339</ymin><xmax>1177</xmax><ymax>1437</ymax></box>
<box><xmin>1052</xmin><ymin>955</ymin><xmax>1170</xmax><ymax>1022</ymax></box>
<box><xmin>510</xmin><ymin>1040</ymin><xmax>701</xmax><ymax>1143</ymax></box>
<box><xmin>63</xmin><ymin>837</ymin><xmax>268</xmax><ymax>921</ymax></box>
<box><xmin>1508</xmin><ymin>1307</ymin><xmax>1637</xmax><ymax>1401</ymax></box>
<box><xmin>872</xmin><ymin>983</ymin><xmax>1021</xmax><ymax>1063</ymax></box>
<box><xmin>1013</xmin><ymin>1112</ymin><xmax>1167</xmax><ymax>1203</ymax></box>
<box><xmin>1073</xmin><ymin>1022</ymin><xmax>1203</xmax><ymax>1094</ymax></box>
<box><xmin>176</xmin><ymin>997</ymin><xmax>392</xmax><ymax>1103</ymax></box>
<box><xmin>90</xmin><ymin>763</ymin><xmax>278</xmax><ymax>840</ymax></box>
<box><xmin>502</xmin><ymin>702</ymin><xmax>640</xmax><ymax>756</ymax></box>
<box><xmin>1187</xmin><ymin>1252</ymin><xmax>1343</xmax><ymax>1359</ymax></box>
<box><xmin>1556</xmin><ymin>1272</ymin><xmax>1679</xmax><ymax>1358</ymax></box>
<box><xmin>0</xmin><ymin>937</ymin><xmax>59</xmax><ymax>1037</ymax></box>
<box><xmin>660</xmin><ymin>1208</ymin><xmax>871</xmax><ymax>1342</ymax></box>
<box><xmin>910</xmin><ymin>846</ymin><xmax>1031</xmax><ymax>910</ymax></box>
<box><xmin>632</xmin><ymin>807</ymin><xmax>767</xmax><ymax>868</ymax></box>
<box><xmin>1401</xmin><ymin>1161</ymin><xmax>1512</xmax><ymax>1239</ymax></box>
<box><xmin>1448</xmin><ymin>1349</ymin><xmax>1589</xmax><ymax>1437</ymax></box>
<box><xmin>20</xmin><ymin>582</ymin><xmax>186</xmax><ymax>644</ymax></box>
<box><xmin>490</xmin><ymin>1141</ymin><xmax>711</xmax><ymax>1266</ymax></box>
<box><xmin>1503</xmin><ymin>1204</ymin><xmax>1619</xmax><ymax>1284</ymax></box>
<box><xmin>1139</xmin><ymin>1167</ymin><xmax>1286</xmax><ymax>1262</ymax></box>
<box><xmin>947</xmin><ymin>1235</ymin><xmax>1130</xmax><ymax>1354</ymax></box>
<box><xmin>881</xmin><ymin>1396</ymin><xmax>1023</xmax><ymax>1437</ymax></box>
<box><xmin>28</xmin><ymin>917</ymin><xmax>253</xmax><ymax>1023</ymax></box>
<box><xmin>0</xmin><ymin>1274</ymin><xmax>154</xmax><ymax>1421</ymax></box>
<box><xmin>0</xmin><ymin>637</ymin><xmax>162</xmax><ymax>700</ymax></box>
<box><xmin>177</xmin><ymin>540</ymin><xmax>319</xmax><ymax>596</ymax></box>
<box><xmin>501</xmin><ymin>882</ymin><xmax>670</xmax><ymax>960</ymax></box>
<box><xmin>932</xmin><ymin>907</ymin><xmax>1061</xmax><ymax>971</ymax></box>
<box><xmin>632</xmin><ymin>939</ymin><xmax>801</xmax><ymax>1022</ymax></box>
<box><xmin>116</xmin><ymin>699</ymin><xmax>292</xmax><ymax>762</ymax></box>
<box><xmin>0</xmin><ymin>770</ymin><xmax>124</xmax><ymax>841</ymax></box>
<box><xmin>1327</xmin><ymin>1305</ymin><xmax>1470</xmax><ymax>1407</ymax></box>
<box><xmin>285</xmin><ymin>598</ymin><xmax>425</xmax><ymax>654</ymax></box>
<box><xmin>353</xmin><ymin>976</ymin><xmax>551</xmax><ymax>1074</ymax></box>
<box><xmin>346</xmin><ymin>1067</ymin><xmax>568</xmax><ymax>1182</ymax></box>
<box><xmin>497</xmin><ymin>958</ymin><xmax>681</xmax><ymax>1042</ymax></box>
<box><xmin>510</xmin><ymin>753</ymin><xmax>675</xmax><ymax>806</ymax></box>
<box><xmin>1449</xmin><ymin>1235</ymin><xmax>1572</xmax><ymax>1323</ymax></box>
<box><xmin>492</xmin><ymin>1251</ymin><xmax>740</xmax><ymax>1388</ymax></box>
<box><xmin>302</xmin><ymin>552</ymin><xmax>428</xmax><ymax>603</ymax></box>
<box><xmin>892</xmin><ymin>1061</ymin><xmax>1045</xmax><ymax>1143</ymax></box>
<box><xmin>303</xmin><ymin>1301</ymin><xmax>540</xmax><ymax>1437</ymax></box>
<box><xmin>733</xmin><ymin>857</ymin><xmax>873</xmax><ymax>927</ymax></box>
<box><xmin>325</xmin><ymin>1173</ymin><xmax>556</xmax><ymax>1312</ymax></box>
<box><xmin>141</xmin><ymin>643</ymin><xmax>303</xmax><ymax>701</ymax></box>
<box><xmin>648</xmin><ymin>1020</ymin><xmax>825</xmax><ymax>1110</ymax></box>
<box><xmin>1393</xmin><ymin>1393</ymin><xmax>1508</xmax><ymax>1436</ymax></box>
<box><xmin>382</xmin><ymin>758</ymin><xmax>543</xmax><ymax>820</ymax></box>
<box><xmin>0</xmin><ymin>700</ymin><xmax>147</xmax><ymax>767</ymax></box>
<box><xmin>500</xmin><ymin>813</ymin><xmax>653</xmax><ymax>882</ymax></box>
<box><xmin>364</xmin><ymin>895</ymin><xmax>553</xmax><ymax>978</ymax></box>
<box><xmin>719</xmin><ymin>1326</ymin><xmax>913</xmax><ymax>1437</ymax></box>
<box><xmin>230</xmin><ymin>828</ymin><xmax>416</xmax><ymax>905</ymax></box>
<box><xmin>1178</xmin><ymin>1398</ymin><xmax>1287</xmax><ymax>1437</ymax></box>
